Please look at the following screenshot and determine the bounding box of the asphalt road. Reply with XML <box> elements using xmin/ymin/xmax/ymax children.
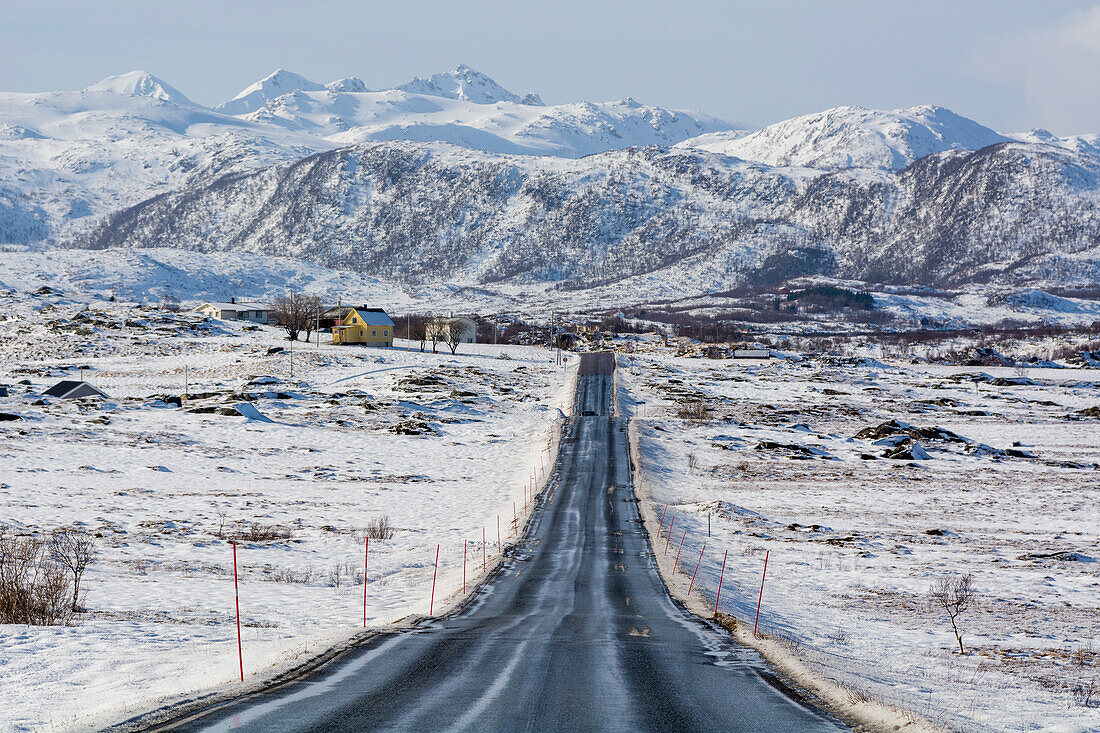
<box><xmin>164</xmin><ymin>352</ymin><xmax>845</xmax><ymax>732</ymax></box>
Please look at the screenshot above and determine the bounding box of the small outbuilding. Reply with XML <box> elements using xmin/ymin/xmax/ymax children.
<box><xmin>43</xmin><ymin>380</ymin><xmax>111</xmax><ymax>399</ymax></box>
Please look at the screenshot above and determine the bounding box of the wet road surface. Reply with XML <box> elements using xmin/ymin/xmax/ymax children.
<box><xmin>159</xmin><ymin>352</ymin><xmax>845</xmax><ymax>732</ymax></box>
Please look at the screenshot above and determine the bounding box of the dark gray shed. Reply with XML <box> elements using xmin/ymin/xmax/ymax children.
<box><xmin>43</xmin><ymin>381</ymin><xmax>111</xmax><ymax>399</ymax></box>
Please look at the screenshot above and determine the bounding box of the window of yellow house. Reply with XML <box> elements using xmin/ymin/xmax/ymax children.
<box><xmin>372</xmin><ymin>330</ymin><xmax>377</xmax><ymax>337</ymax></box>
<box><xmin>383</xmin><ymin>329</ymin><xmax>389</xmax><ymax>336</ymax></box>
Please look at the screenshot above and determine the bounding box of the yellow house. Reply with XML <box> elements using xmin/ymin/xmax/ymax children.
<box><xmin>332</xmin><ymin>307</ymin><xmax>395</xmax><ymax>346</ymax></box>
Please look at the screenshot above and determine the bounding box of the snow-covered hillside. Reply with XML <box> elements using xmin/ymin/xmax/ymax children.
<box><xmin>677</xmin><ymin>105</ymin><xmax>1010</xmax><ymax>171</ymax></box>
<box><xmin>82</xmin><ymin>139</ymin><xmax>1100</xmax><ymax>290</ymax></box>
<box><xmin>0</xmin><ymin>72</ymin><xmax>328</xmax><ymax>244</ymax></box>
<box><xmin>0</xmin><ymin>66</ymin><xmax>741</xmax><ymax>245</ymax></box>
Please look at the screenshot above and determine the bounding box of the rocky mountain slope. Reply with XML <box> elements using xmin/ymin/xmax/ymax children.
<box><xmin>81</xmin><ymin>138</ymin><xmax>1100</xmax><ymax>290</ymax></box>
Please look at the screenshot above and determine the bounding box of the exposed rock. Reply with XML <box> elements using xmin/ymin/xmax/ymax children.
<box><xmin>854</xmin><ymin>419</ymin><xmax>968</xmax><ymax>443</ymax></box>
<box><xmin>882</xmin><ymin>439</ymin><xmax>930</xmax><ymax>460</ymax></box>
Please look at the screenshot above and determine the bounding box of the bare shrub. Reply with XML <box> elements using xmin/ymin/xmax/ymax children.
<box><xmin>0</xmin><ymin>531</ymin><xmax>73</xmax><ymax>625</ymax></box>
<box><xmin>686</xmin><ymin>453</ymin><xmax>699</xmax><ymax>473</ymax></box>
<box><xmin>676</xmin><ymin>401</ymin><xmax>711</xmax><ymax>421</ymax></box>
<box><xmin>930</xmin><ymin>573</ymin><xmax>976</xmax><ymax>654</ymax></box>
<box><xmin>229</xmin><ymin>523</ymin><xmax>293</xmax><ymax>543</ymax></box>
<box><xmin>845</xmin><ymin>686</ymin><xmax>875</xmax><ymax>705</ymax></box>
<box><xmin>48</xmin><ymin>527</ymin><xmax>96</xmax><ymax>612</ymax></box>
<box><xmin>365</xmin><ymin>516</ymin><xmax>395</xmax><ymax>541</ymax></box>
<box><xmin>328</xmin><ymin>562</ymin><xmax>360</xmax><ymax>588</ymax></box>
<box><xmin>268</xmin><ymin>566</ymin><xmax>317</xmax><ymax>584</ymax></box>
<box><xmin>1071</xmin><ymin>677</ymin><xmax>1097</xmax><ymax>708</ymax></box>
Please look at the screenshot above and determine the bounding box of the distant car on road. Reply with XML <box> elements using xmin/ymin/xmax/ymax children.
<box><xmin>581</xmin><ymin>409</ymin><xmax>596</xmax><ymax>416</ymax></box>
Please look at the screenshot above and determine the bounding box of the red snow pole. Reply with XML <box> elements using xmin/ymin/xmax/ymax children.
<box><xmin>754</xmin><ymin>550</ymin><xmax>770</xmax><ymax>636</ymax></box>
<box><xmin>463</xmin><ymin>540</ymin><xmax>467</xmax><ymax>594</ymax></box>
<box><xmin>483</xmin><ymin>527</ymin><xmax>487</xmax><ymax>571</ymax></box>
<box><xmin>688</xmin><ymin>543</ymin><xmax>706</xmax><ymax>594</ymax></box>
<box><xmin>713</xmin><ymin>549</ymin><xmax>729</xmax><ymax>616</ymax></box>
<box><xmin>363</xmin><ymin>538</ymin><xmax>368</xmax><ymax>628</ymax></box>
<box><xmin>674</xmin><ymin>528</ymin><xmax>687</xmax><ymax>572</ymax></box>
<box><xmin>664</xmin><ymin>516</ymin><xmax>675</xmax><ymax>555</ymax></box>
<box><xmin>429</xmin><ymin>544</ymin><xmax>440</xmax><ymax>615</ymax></box>
<box><xmin>657</xmin><ymin>504</ymin><xmax>668</xmax><ymax>539</ymax></box>
<box><xmin>232</xmin><ymin>541</ymin><xmax>243</xmax><ymax>682</ymax></box>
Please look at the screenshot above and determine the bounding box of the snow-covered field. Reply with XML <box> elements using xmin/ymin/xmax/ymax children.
<box><xmin>621</xmin><ymin>344</ymin><xmax>1099</xmax><ymax>732</ymax></box>
<box><xmin>0</xmin><ymin>290</ymin><xmax>573</xmax><ymax>731</ymax></box>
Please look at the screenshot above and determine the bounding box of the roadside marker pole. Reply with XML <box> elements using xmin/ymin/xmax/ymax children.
<box><xmin>497</xmin><ymin>516</ymin><xmax>501</xmax><ymax>553</ymax></box>
<box><xmin>429</xmin><ymin>544</ymin><xmax>440</xmax><ymax>616</ymax></box>
<box><xmin>713</xmin><ymin>549</ymin><xmax>729</xmax><ymax>616</ymax></box>
<box><xmin>674</xmin><ymin>528</ymin><xmax>687</xmax><ymax>572</ymax></box>
<box><xmin>657</xmin><ymin>504</ymin><xmax>668</xmax><ymax>539</ymax></box>
<box><xmin>664</xmin><ymin>516</ymin><xmax>675</xmax><ymax>555</ymax></box>
<box><xmin>362</xmin><ymin>538</ymin><xmax>368</xmax><ymax>628</ymax></box>
<box><xmin>232</xmin><ymin>541</ymin><xmax>243</xmax><ymax>682</ymax></box>
<box><xmin>688</xmin><ymin>543</ymin><xmax>706</xmax><ymax>594</ymax></box>
<box><xmin>753</xmin><ymin>550</ymin><xmax>770</xmax><ymax>637</ymax></box>
<box><xmin>513</xmin><ymin>502</ymin><xmax>517</xmax><ymax>535</ymax></box>
<box><xmin>463</xmin><ymin>540</ymin><xmax>467</xmax><ymax>595</ymax></box>
<box><xmin>483</xmin><ymin>527</ymin><xmax>487</xmax><ymax>571</ymax></box>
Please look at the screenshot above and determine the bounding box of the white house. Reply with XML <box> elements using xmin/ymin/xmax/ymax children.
<box><xmin>193</xmin><ymin>298</ymin><xmax>272</xmax><ymax>324</ymax></box>
<box><xmin>440</xmin><ymin>317</ymin><xmax>478</xmax><ymax>344</ymax></box>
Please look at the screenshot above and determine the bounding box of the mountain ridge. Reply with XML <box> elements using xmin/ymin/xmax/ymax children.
<box><xmin>79</xmin><ymin>138</ymin><xmax>1100</xmax><ymax>290</ymax></box>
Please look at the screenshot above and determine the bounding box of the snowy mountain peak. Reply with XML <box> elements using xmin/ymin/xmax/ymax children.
<box><xmin>83</xmin><ymin>71</ymin><xmax>196</xmax><ymax>106</ymax></box>
<box><xmin>216</xmin><ymin>69</ymin><xmax>325</xmax><ymax>115</ymax></box>
<box><xmin>682</xmin><ymin>104</ymin><xmax>1010</xmax><ymax>171</ymax></box>
<box><xmin>326</xmin><ymin>77</ymin><xmax>369</xmax><ymax>93</ymax></box>
<box><xmin>396</xmin><ymin>64</ymin><xmax>533</xmax><ymax>105</ymax></box>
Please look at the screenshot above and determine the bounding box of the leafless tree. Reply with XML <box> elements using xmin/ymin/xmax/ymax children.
<box><xmin>444</xmin><ymin>319</ymin><xmax>464</xmax><ymax>355</ymax></box>
<box><xmin>930</xmin><ymin>572</ymin><xmax>976</xmax><ymax>654</ymax></box>
<box><xmin>426</xmin><ymin>315</ymin><xmax>443</xmax><ymax>354</ymax></box>
<box><xmin>408</xmin><ymin>318</ymin><xmax>427</xmax><ymax>352</ymax></box>
<box><xmin>48</xmin><ymin>527</ymin><xmax>96</xmax><ymax>612</ymax></box>
<box><xmin>300</xmin><ymin>294</ymin><xmax>322</xmax><ymax>343</ymax></box>
<box><xmin>271</xmin><ymin>292</ymin><xmax>323</xmax><ymax>342</ymax></box>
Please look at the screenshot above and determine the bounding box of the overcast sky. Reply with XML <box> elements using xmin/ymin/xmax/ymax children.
<box><xmin>2</xmin><ymin>0</ymin><xmax>1098</xmax><ymax>135</ymax></box>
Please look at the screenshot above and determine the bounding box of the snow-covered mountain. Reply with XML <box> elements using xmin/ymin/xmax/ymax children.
<box><xmin>214</xmin><ymin>68</ymin><xmax>327</xmax><ymax>115</ymax></box>
<box><xmin>2</xmin><ymin>65</ymin><xmax>1099</xmax><ymax>295</ymax></box>
<box><xmin>83</xmin><ymin>70</ymin><xmax>197</xmax><ymax>106</ymax></box>
<box><xmin>0</xmin><ymin>73</ymin><xmax>326</xmax><ymax>245</ymax></box>
<box><xmin>0</xmin><ymin>66</ymin><xmax>744</xmax><ymax>244</ymax></box>
<box><xmin>396</xmin><ymin>64</ymin><xmax>541</xmax><ymax>105</ymax></box>
<box><xmin>678</xmin><ymin>105</ymin><xmax>1010</xmax><ymax>171</ymax></box>
<box><xmin>82</xmin><ymin>138</ymin><xmax>1100</xmax><ymax>290</ymax></box>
